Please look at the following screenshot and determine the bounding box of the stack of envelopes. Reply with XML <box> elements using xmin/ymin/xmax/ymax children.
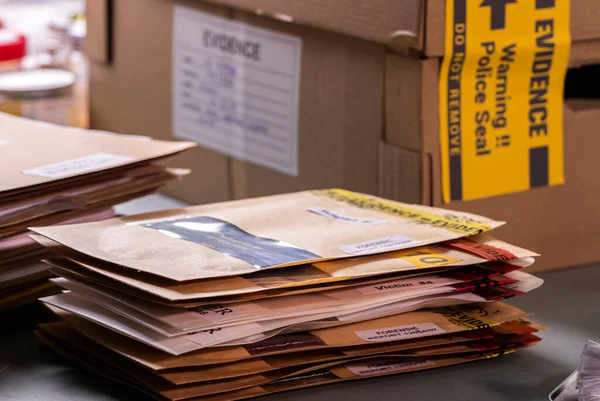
<box><xmin>31</xmin><ymin>189</ymin><xmax>544</xmax><ymax>400</ymax></box>
<box><xmin>0</xmin><ymin>113</ymin><xmax>194</xmax><ymax>311</ymax></box>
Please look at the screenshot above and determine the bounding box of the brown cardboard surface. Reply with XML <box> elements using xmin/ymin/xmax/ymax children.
<box><xmin>45</xmin><ymin>258</ymin><xmax>463</xmax><ymax>307</ymax></box>
<box><xmin>377</xmin><ymin>143</ymin><xmax>422</xmax><ymax>205</ymax></box>
<box><xmin>128</xmin><ymin>0</ymin><xmax>600</xmax><ymax>59</ymax></box>
<box><xmin>0</xmin><ymin>113</ymin><xmax>194</xmax><ymax>194</ymax></box>
<box><xmin>87</xmin><ymin>0</ymin><xmax>231</xmax><ymax>205</ymax></box>
<box><xmin>85</xmin><ymin>0</ymin><xmax>110</xmax><ymax>63</ymax></box>
<box><xmin>432</xmin><ymin>101</ymin><xmax>600</xmax><ymax>272</ymax></box>
<box><xmin>384</xmin><ymin>55</ymin><xmax>422</xmax><ymax>150</ymax></box>
<box><xmin>200</xmin><ymin>0</ymin><xmax>422</xmax><ymax>49</ymax></box>
<box><xmin>31</xmin><ymin>190</ymin><xmax>505</xmax><ymax>282</ymax></box>
<box><xmin>384</xmin><ymin>56</ymin><xmax>600</xmax><ymax>272</ymax></box>
<box><xmin>36</xmin><ymin>319</ymin><xmax>526</xmax><ymax>401</ymax></box>
<box><xmin>87</xmin><ymin>0</ymin><xmax>600</xmax><ymax>271</ymax></box>
<box><xmin>46</xmin><ymin>302</ymin><xmax>530</xmax><ymax>371</ymax></box>
<box><xmin>0</xmin><ymin>166</ymin><xmax>179</xmax><ymax>228</ymax></box>
<box><xmin>88</xmin><ymin>0</ymin><xmax>386</xmax><ymax>203</ymax></box>
<box><xmin>38</xmin><ymin>318</ymin><xmax>538</xmax><ymax>393</ymax></box>
<box><xmin>229</xmin><ymin>12</ymin><xmax>384</xmax><ymax>199</ymax></box>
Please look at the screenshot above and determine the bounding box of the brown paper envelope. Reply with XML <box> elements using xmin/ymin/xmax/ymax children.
<box><xmin>1</xmin><ymin>169</ymin><xmax>184</xmax><ymax>237</ymax></box>
<box><xmin>1</xmin><ymin>209</ymin><xmax>116</xmax><ymax>256</ymax></box>
<box><xmin>39</xmin><ymin>321</ymin><xmax>273</xmax><ymax>400</ymax></box>
<box><xmin>38</xmin><ymin>319</ymin><xmax>536</xmax><ymax>401</ymax></box>
<box><xmin>46</xmin><ymin>300</ymin><xmax>530</xmax><ymax>371</ymax></box>
<box><xmin>38</xmin><ymin>253</ymin><xmax>459</xmax><ymax>305</ymax></box>
<box><xmin>34</xmin><ymin>328</ymin><xmax>161</xmax><ymax>400</ymax></box>
<box><xmin>40</xmin><ymin>316</ymin><xmax>538</xmax><ymax>385</ymax></box>
<box><xmin>0</xmin><ymin>161</ymin><xmax>166</xmax><ymax>203</ymax></box>
<box><xmin>31</xmin><ymin>189</ymin><xmax>505</xmax><ymax>281</ymax></box>
<box><xmin>1</xmin><ymin>167</ymin><xmax>187</xmax><ymax>229</ymax></box>
<box><xmin>165</xmin><ymin>342</ymin><xmax>538</xmax><ymax>399</ymax></box>
<box><xmin>1</xmin><ymin>187</ymin><xmax>163</xmax><ymax>239</ymax></box>
<box><xmin>0</xmin><ymin>247</ymin><xmax>48</xmax><ymax>264</ymax></box>
<box><xmin>32</xmin><ymin>231</ymin><xmax>534</xmax><ymax>304</ymax></box>
<box><xmin>0</xmin><ymin>112</ymin><xmax>194</xmax><ymax>194</ymax></box>
<box><xmin>160</xmin><ymin>331</ymin><xmax>539</xmax><ymax>385</ymax></box>
<box><xmin>47</xmin><ymin>269</ymin><xmax>533</xmax><ymax>339</ymax></box>
<box><xmin>310</xmin><ymin>302</ymin><xmax>530</xmax><ymax>347</ymax></box>
<box><xmin>37</xmin><ymin>320</ymin><xmax>531</xmax><ymax>401</ymax></box>
<box><xmin>0</xmin><ymin>164</ymin><xmax>170</xmax><ymax>226</ymax></box>
<box><xmin>189</xmin><ymin>349</ymin><xmax>524</xmax><ymax>401</ymax></box>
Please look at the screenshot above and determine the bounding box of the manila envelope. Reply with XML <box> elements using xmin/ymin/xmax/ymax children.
<box><xmin>31</xmin><ymin>189</ymin><xmax>506</xmax><ymax>281</ymax></box>
<box><xmin>33</xmin><ymin>233</ymin><xmax>536</xmax><ymax>304</ymax></box>
<box><xmin>0</xmin><ymin>112</ymin><xmax>194</xmax><ymax>197</ymax></box>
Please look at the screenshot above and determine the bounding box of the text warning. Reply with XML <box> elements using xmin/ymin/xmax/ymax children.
<box><xmin>439</xmin><ymin>0</ymin><xmax>570</xmax><ymax>202</ymax></box>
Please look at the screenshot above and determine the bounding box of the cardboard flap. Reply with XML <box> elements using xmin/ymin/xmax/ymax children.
<box><xmin>200</xmin><ymin>0</ymin><xmax>423</xmax><ymax>48</ymax></box>
<box><xmin>565</xmin><ymin>99</ymin><xmax>600</xmax><ymax>113</ymax></box>
<box><xmin>425</xmin><ymin>1</ymin><xmax>600</xmax><ymax>59</ymax></box>
<box><xmin>0</xmin><ymin>112</ymin><xmax>195</xmax><ymax>193</ymax></box>
<box><xmin>385</xmin><ymin>55</ymin><xmax>422</xmax><ymax>151</ymax></box>
<box><xmin>377</xmin><ymin>142</ymin><xmax>422</xmax><ymax>204</ymax></box>
<box><xmin>85</xmin><ymin>0</ymin><xmax>112</xmax><ymax>64</ymax></box>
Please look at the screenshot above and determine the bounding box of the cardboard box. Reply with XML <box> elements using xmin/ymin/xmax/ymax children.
<box><xmin>87</xmin><ymin>0</ymin><xmax>600</xmax><ymax>271</ymax></box>
<box><xmin>384</xmin><ymin>56</ymin><xmax>600</xmax><ymax>272</ymax></box>
<box><xmin>88</xmin><ymin>0</ymin><xmax>384</xmax><ymax>204</ymax></box>
<box><xmin>198</xmin><ymin>0</ymin><xmax>600</xmax><ymax>63</ymax></box>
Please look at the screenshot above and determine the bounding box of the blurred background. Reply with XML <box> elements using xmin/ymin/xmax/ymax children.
<box><xmin>1</xmin><ymin>3</ymin><xmax>597</xmax><ymax>400</ymax></box>
<box><xmin>0</xmin><ymin>0</ymin><xmax>87</xmax><ymax>128</ymax></box>
<box><xmin>0</xmin><ymin>0</ymin><xmax>594</xmax><ymax>274</ymax></box>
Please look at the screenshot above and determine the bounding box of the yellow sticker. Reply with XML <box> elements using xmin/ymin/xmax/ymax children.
<box><xmin>439</xmin><ymin>0</ymin><xmax>570</xmax><ymax>202</ymax></box>
<box><xmin>394</xmin><ymin>248</ymin><xmax>462</xmax><ymax>268</ymax></box>
<box><xmin>438</xmin><ymin>305</ymin><xmax>497</xmax><ymax>330</ymax></box>
<box><xmin>314</xmin><ymin>189</ymin><xmax>492</xmax><ymax>235</ymax></box>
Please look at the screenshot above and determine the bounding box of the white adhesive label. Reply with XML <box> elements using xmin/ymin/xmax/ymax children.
<box><xmin>357</xmin><ymin>276</ymin><xmax>462</xmax><ymax>295</ymax></box>
<box><xmin>347</xmin><ymin>360</ymin><xmax>436</xmax><ymax>377</ymax></box>
<box><xmin>173</xmin><ymin>6</ymin><xmax>301</xmax><ymax>176</ymax></box>
<box><xmin>355</xmin><ymin>322</ymin><xmax>447</xmax><ymax>342</ymax></box>
<box><xmin>0</xmin><ymin>139</ymin><xmax>8</xmax><ymax>146</ymax></box>
<box><xmin>339</xmin><ymin>234</ymin><xmax>419</xmax><ymax>255</ymax></box>
<box><xmin>307</xmin><ymin>207</ymin><xmax>388</xmax><ymax>225</ymax></box>
<box><xmin>22</xmin><ymin>153</ymin><xmax>133</xmax><ymax>178</ymax></box>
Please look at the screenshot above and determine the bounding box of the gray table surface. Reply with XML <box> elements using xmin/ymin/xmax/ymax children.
<box><xmin>0</xmin><ymin>195</ymin><xmax>595</xmax><ymax>401</ymax></box>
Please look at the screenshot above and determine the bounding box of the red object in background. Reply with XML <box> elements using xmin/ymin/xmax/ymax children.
<box><xmin>0</xmin><ymin>32</ymin><xmax>26</xmax><ymax>62</ymax></box>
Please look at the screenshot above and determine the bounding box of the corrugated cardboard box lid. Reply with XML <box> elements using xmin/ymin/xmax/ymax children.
<box><xmin>199</xmin><ymin>0</ymin><xmax>423</xmax><ymax>50</ymax></box>
<box><xmin>199</xmin><ymin>0</ymin><xmax>600</xmax><ymax>57</ymax></box>
<box><xmin>425</xmin><ymin>0</ymin><xmax>600</xmax><ymax>57</ymax></box>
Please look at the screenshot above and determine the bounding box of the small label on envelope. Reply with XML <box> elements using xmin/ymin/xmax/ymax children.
<box><xmin>355</xmin><ymin>322</ymin><xmax>447</xmax><ymax>342</ymax></box>
<box><xmin>22</xmin><ymin>153</ymin><xmax>133</xmax><ymax>178</ymax></box>
<box><xmin>347</xmin><ymin>360</ymin><xmax>435</xmax><ymax>377</ymax></box>
<box><xmin>307</xmin><ymin>207</ymin><xmax>388</xmax><ymax>225</ymax></box>
<box><xmin>357</xmin><ymin>276</ymin><xmax>462</xmax><ymax>295</ymax></box>
<box><xmin>339</xmin><ymin>234</ymin><xmax>419</xmax><ymax>255</ymax></box>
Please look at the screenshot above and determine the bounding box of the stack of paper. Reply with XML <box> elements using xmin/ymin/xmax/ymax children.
<box><xmin>31</xmin><ymin>189</ymin><xmax>544</xmax><ymax>400</ymax></box>
<box><xmin>0</xmin><ymin>113</ymin><xmax>194</xmax><ymax>311</ymax></box>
